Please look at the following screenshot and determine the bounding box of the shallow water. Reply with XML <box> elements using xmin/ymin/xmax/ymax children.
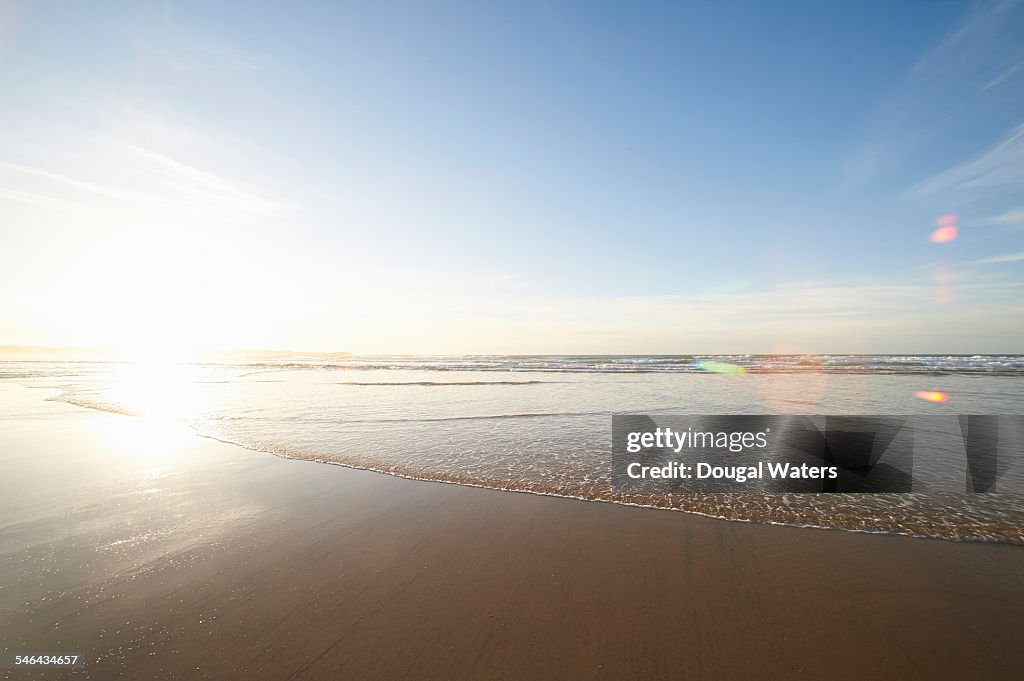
<box><xmin>5</xmin><ymin>355</ymin><xmax>1023</xmax><ymax>543</ymax></box>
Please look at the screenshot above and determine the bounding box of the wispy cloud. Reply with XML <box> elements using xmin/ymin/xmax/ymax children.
<box><xmin>907</xmin><ymin>122</ymin><xmax>1024</xmax><ymax>196</ymax></box>
<box><xmin>980</xmin><ymin>56</ymin><xmax>1024</xmax><ymax>91</ymax></box>
<box><xmin>0</xmin><ymin>159</ymin><xmax>138</xmax><ymax>201</ymax></box>
<box><xmin>971</xmin><ymin>251</ymin><xmax>1024</xmax><ymax>265</ymax></box>
<box><xmin>1</xmin><ymin>131</ymin><xmax>291</xmax><ymax>223</ymax></box>
<box><xmin>843</xmin><ymin>0</ymin><xmax>1024</xmax><ymax>192</ymax></box>
<box><xmin>0</xmin><ymin>186</ymin><xmax>86</xmax><ymax>211</ymax></box>
<box><xmin>987</xmin><ymin>207</ymin><xmax>1024</xmax><ymax>227</ymax></box>
<box><xmin>124</xmin><ymin>144</ymin><xmax>289</xmax><ymax>216</ymax></box>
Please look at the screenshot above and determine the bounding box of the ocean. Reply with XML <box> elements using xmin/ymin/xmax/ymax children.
<box><xmin>3</xmin><ymin>354</ymin><xmax>1023</xmax><ymax>543</ymax></box>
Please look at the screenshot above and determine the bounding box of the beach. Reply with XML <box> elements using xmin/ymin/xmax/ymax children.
<box><xmin>5</xmin><ymin>0</ymin><xmax>1024</xmax><ymax>676</ymax></box>
<box><xmin>1</xmin><ymin>382</ymin><xmax>1023</xmax><ymax>680</ymax></box>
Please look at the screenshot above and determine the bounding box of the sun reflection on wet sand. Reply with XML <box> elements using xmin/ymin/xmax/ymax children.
<box><xmin>98</xmin><ymin>415</ymin><xmax>196</xmax><ymax>468</ymax></box>
<box><xmin>96</xmin><ymin>358</ymin><xmax>210</xmax><ymax>467</ymax></box>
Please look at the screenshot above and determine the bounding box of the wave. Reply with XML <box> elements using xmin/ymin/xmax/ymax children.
<box><xmin>9</xmin><ymin>354</ymin><xmax>1024</xmax><ymax>376</ymax></box>
<box><xmin>48</xmin><ymin>395</ymin><xmax>140</xmax><ymax>417</ymax></box>
<box><xmin>337</xmin><ymin>380</ymin><xmax>548</xmax><ymax>386</ymax></box>
<box><xmin>199</xmin><ymin>354</ymin><xmax>1024</xmax><ymax>376</ymax></box>
<box><xmin>205</xmin><ymin>411</ymin><xmax>606</xmax><ymax>424</ymax></box>
<box><xmin>47</xmin><ymin>392</ymin><xmax>602</xmax><ymax>424</ymax></box>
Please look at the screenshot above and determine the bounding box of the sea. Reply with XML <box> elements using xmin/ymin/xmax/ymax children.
<box><xmin>3</xmin><ymin>354</ymin><xmax>1023</xmax><ymax>543</ymax></box>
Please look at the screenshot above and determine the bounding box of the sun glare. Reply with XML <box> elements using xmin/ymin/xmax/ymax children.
<box><xmin>106</xmin><ymin>356</ymin><xmax>206</xmax><ymax>423</ymax></box>
<box><xmin>95</xmin><ymin>354</ymin><xmax>211</xmax><ymax>464</ymax></box>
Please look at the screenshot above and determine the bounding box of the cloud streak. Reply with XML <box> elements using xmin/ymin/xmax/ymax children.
<box><xmin>124</xmin><ymin>144</ymin><xmax>289</xmax><ymax>216</ymax></box>
<box><xmin>0</xmin><ymin>186</ymin><xmax>87</xmax><ymax>211</ymax></box>
<box><xmin>0</xmin><ymin>159</ymin><xmax>139</xmax><ymax>201</ymax></box>
<box><xmin>987</xmin><ymin>207</ymin><xmax>1024</xmax><ymax>227</ymax></box>
<box><xmin>971</xmin><ymin>251</ymin><xmax>1024</xmax><ymax>265</ymax></box>
<box><xmin>844</xmin><ymin>0</ymin><xmax>1024</xmax><ymax>194</ymax></box>
<box><xmin>908</xmin><ymin>122</ymin><xmax>1024</xmax><ymax>196</ymax></box>
<box><xmin>0</xmin><ymin>137</ymin><xmax>290</xmax><ymax>223</ymax></box>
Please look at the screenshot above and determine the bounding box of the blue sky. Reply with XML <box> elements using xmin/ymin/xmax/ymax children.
<box><xmin>1</xmin><ymin>0</ymin><xmax>1022</xmax><ymax>353</ymax></box>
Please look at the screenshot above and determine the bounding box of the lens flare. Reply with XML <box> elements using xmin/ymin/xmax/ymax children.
<box><xmin>916</xmin><ymin>390</ymin><xmax>949</xmax><ymax>403</ymax></box>
<box><xmin>696</xmin><ymin>360</ymin><xmax>746</xmax><ymax>375</ymax></box>
<box><xmin>932</xmin><ymin>262</ymin><xmax>956</xmax><ymax>304</ymax></box>
<box><xmin>933</xmin><ymin>262</ymin><xmax>955</xmax><ymax>285</ymax></box>
<box><xmin>929</xmin><ymin>225</ymin><xmax>958</xmax><ymax>243</ymax></box>
<box><xmin>937</xmin><ymin>214</ymin><xmax>958</xmax><ymax>226</ymax></box>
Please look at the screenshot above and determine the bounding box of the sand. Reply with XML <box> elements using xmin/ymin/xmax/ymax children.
<box><xmin>1</xmin><ymin>382</ymin><xmax>1023</xmax><ymax>680</ymax></box>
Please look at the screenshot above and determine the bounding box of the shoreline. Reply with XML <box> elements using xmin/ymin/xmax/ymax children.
<box><xmin>50</xmin><ymin>389</ymin><xmax>1024</xmax><ymax>545</ymax></box>
<box><xmin>197</xmin><ymin>432</ymin><xmax>1024</xmax><ymax>547</ymax></box>
<box><xmin>2</xmin><ymin>383</ymin><xmax>1024</xmax><ymax>679</ymax></box>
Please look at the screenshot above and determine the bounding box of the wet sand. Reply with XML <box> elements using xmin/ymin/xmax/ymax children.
<box><xmin>1</xmin><ymin>383</ymin><xmax>1023</xmax><ymax>680</ymax></box>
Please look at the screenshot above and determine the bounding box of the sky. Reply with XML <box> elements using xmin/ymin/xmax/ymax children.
<box><xmin>1</xmin><ymin>0</ymin><xmax>1023</xmax><ymax>355</ymax></box>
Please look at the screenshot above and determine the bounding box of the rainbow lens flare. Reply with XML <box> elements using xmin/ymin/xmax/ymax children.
<box><xmin>697</xmin><ymin>360</ymin><xmax>746</xmax><ymax>375</ymax></box>
<box><xmin>915</xmin><ymin>391</ymin><xmax>949</xmax><ymax>403</ymax></box>
<box><xmin>929</xmin><ymin>225</ymin><xmax>958</xmax><ymax>243</ymax></box>
<box><xmin>929</xmin><ymin>214</ymin><xmax>959</xmax><ymax>243</ymax></box>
